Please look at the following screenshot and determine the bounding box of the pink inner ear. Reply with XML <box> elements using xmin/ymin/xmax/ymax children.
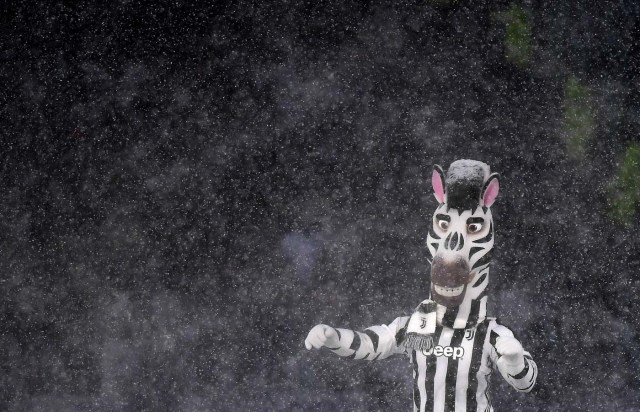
<box><xmin>432</xmin><ymin>170</ymin><xmax>445</xmax><ymax>203</ymax></box>
<box><xmin>483</xmin><ymin>178</ymin><xmax>500</xmax><ymax>207</ymax></box>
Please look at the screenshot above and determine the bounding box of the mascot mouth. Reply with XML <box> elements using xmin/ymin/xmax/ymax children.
<box><xmin>430</xmin><ymin>254</ymin><xmax>472</xmax><ymax>307</ymax></box>
<box><xmin>431</xmin><ymin>283</ymin><xmax>467</xmax><ymax>307</ymax></box>
<box><xmin>433</xmin><ymin>284</ymin><xmax>465</xmax><ymax>297</ymax></box>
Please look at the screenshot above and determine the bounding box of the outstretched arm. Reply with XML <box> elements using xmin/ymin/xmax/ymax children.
<box><xmin>490</xmin><ymin>323</ymin><xmax>538</xmax><ymax>393</ymax></box>
<box><xmin>304</xmin><ymin>316</ymin><xmax>409</xmax><ymax>360</ymax></box>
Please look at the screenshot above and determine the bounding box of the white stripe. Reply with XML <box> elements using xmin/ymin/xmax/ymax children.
<box><xmin>416</xmin><ymin>351</ymin><xmax>428</xmax><ymax>412</ymax></box>
<box><xmin>332</xmin><ymin>328</ymin><xmax>355</xmax><ymax>357</ymax></box>
<box><xmin>452</xmin><ymin>269</ymin><xmax>489</xmax><ymax>329</ymax></box>
<box><xmin>476</xmin><ymin>322</ymin><xmax>494</xmax><ymax>411</ymax></box>
<box><xmin>453</xmin><ymin>296</ymin><xmax>472</xmax><ymax>329</ymax></box>
<box><xmin>469</xmin><ymin>240</ymin><xmax>493</xmax><ymax>268</ymax></box>
<box><xmin>353</xmin><ymin>332</ymin><xmax>370</xmax><ymax>359</ymax></box>
<box><xmin>455</xmin><ymin>328</ymin><xmax>477</xmax><ymax>411</ymax></box>
<box><xmin>509</xmin><ymin>358</ymin><xmax>537</xmax><ymax>392</ymax></box>
<box><xmin>434</xmin><ymin>328</ymin><xmax>454</xmax><ymax>412</ymax></box>
<box><xmin>469</xmin><ymin>270</ymin><xmax>489</xmax><ymax>294</ymax></box>
<box><xmin>478</xmin><ymin>295</ymin><xmax>488</xmax><ymax>324</ymax></box>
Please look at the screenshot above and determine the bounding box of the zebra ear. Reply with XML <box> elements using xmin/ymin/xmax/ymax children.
<box><xmin>432</xmin><ymin>165</ymin><xmax>446</xmax><ymax>203</ymax></box>
<box><xmin>481</xmin><ymin>173</ymin><xmax>500</xmax><ymax>208</ymax></box>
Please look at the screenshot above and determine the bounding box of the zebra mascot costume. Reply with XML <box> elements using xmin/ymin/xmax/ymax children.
<box><xmin>305</xmin><ymin>160</ymin><xmax>537</xmax><ymax>411</ymax></box>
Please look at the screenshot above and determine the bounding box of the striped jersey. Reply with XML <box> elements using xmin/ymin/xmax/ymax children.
<box><xmin>329</xmin><ymin>316</ymin><xmax>537</xmax><ymax>412</ymax></box>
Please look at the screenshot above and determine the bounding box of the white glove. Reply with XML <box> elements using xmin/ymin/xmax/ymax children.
<box><xmin>495</xmin><ymin>336</ymin><xmax>525</xmax><ymax>375</ymax></box>
<box><xmin>304</xmin><ymin>324</ymin><xmax>339</xmax><ymax>350</ymax></box>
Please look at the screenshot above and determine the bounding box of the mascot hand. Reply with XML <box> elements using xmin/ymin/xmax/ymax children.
<box><xmin>304</xmin><ymin>324</ymin><xmax>339</xmax><ymax>350</ymax></box>
<box><xmin>495</xmin><ymin>336</ymin><xmax>525</xmax><ymax>374</ymax></box>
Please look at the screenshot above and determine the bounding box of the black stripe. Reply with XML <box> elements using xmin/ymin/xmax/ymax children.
<box><xmin>441</xmin><ymin>306</ymin><xmax>459</xmax><ymax>328</ymax></box>
<box><xmin>490</xmin><ymin>330</ymin><xmax>498</xmax><ymax>346</ymax></box>
<box><xmin>436</xmin><ymin>213</ymin><xmax>451</xmax><ymax>222</ymax></box>
<box><xmin>335</xmin><ymin>329</ymin><xmax>341</xmax><ymax>341</ymax></box>
<box><xmin>472</xmin><ymin>272</ymin><xmax>487</xmax><ymax>288</ymax></box>
<box><xmin>364</xmin><ymin>329</ymin><xmax>379</xmax><ymax>353</ymax></box>
<box><xmin>467</xmin><ymin>217</ymin><xmax>484</xmax><ymax>224</ymax></box>
<box><xmin>510</xmin><ymin>360</ymin><xmax>530</xmax><ymax>379</ymax></box>
<box><xmin>529</xmin><ymin>364</ymin><xmax>536</xmax><ymax>383</ymax></box>
<box><xmin>466</xmin><ymin>320</ymin><xmax>488</xmax><ymax>412</ymax></box>
<box><xmin>469</xmin><ymin>246</ymin><xmax>484</xmax><ymax>260</ymax></box>
<box><xmin>450</xmin><ymin>232</ymin><xmax>458</xmax><ymax>250</ymax></box>
<box><xmin>395</xmin><ymin>318</ymin><xmax>409</xmax><ymax>345</ymax></box>
<box><xmin>471</xmin><ymin>249</ymin><xmax>493</xmax><ymax>271</ymax></box>
<box><xmin>514</xmin><ymin>372</ymin><xmax>536</xmax><ymax>392</ymax></box>
<box><xmin>413</xmin><ymin>352</ymin><xmax>420</xmax><ymax>411</ymax></box>
<box><xmin>466</xmin><ymin>290</ymin><xmax>488</xmax><ymax>327</ymax></box>
<box><xmin>445</xmin><ymin>232</ymin><xmax>452</xmax><ymax>249</ymax></box>
<box><xmin>445</xmin><ymin>329</ymin><xmax>466</xmax><ymax>411</ymax></box>
<box><xmin>350</xmin><ymin>332</ymin><xmax>361</xmax><ymax>351</ymax></box>
<box><xmin>430</xmin><ymin>242</ymin><xmax>439</xmax><ymax>253</ymax></box>
<box><xmin>429</xmin><ymin>225</ymin><xmax>441</xmax><ymax>240</ymax></box>
<box><xmin>473</xmin><ymin>222</ymin><xmax>493</xmax><ymax>244</ymax></box>
<box><xmin>424</xmin><ymin>326</ymin><xmax>444</xmax><ymax>412</ymax></box>
<box><xmin>458</xmin><ymin>234</ymin><xmax>464</xmax><ymax>250</ymax></box>
<box><xmin>490</xmin><ymin>330</ymin><xmax>501</xmax><ymax>358</ymax></box>
<box><xmin>372</xmin><ymin>353</ymin><xmax>381</xmax><ymax>361</ymax></box>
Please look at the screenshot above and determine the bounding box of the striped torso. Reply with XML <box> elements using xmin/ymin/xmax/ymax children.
<box><xmin>410</xmin><ymin>319</ymin><xmax>492</xmax><ymax>412</ymax></box>
<box><xmin>331</xmin><ymin>316</ymin><xmax>537</xmax><ymax>412</ymax></box>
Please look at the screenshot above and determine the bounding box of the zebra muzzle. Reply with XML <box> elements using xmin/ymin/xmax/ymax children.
<box><xmin>430</xmin><ymin>254</ymin><xmax>472</xmax><ymax>307</ymax></box>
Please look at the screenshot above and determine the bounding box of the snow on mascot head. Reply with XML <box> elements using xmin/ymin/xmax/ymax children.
<box><xmin>426</xmin><ymin>159</ymin><xmax>499</xmax><ymax>329</ymax></box>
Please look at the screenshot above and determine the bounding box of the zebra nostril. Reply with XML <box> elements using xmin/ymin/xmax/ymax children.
<box><xmin>450</xmin><ymin>232</ymin><xmax>459</xmax><ymax>250</ymax></box>
<box><xmin>446</xmin><ymin>231</ymin><xmax>464</xmax><ymax>251</ymax></box>
<box><xmin>443</xmin><ymin>232</ymin><xmax>466</xmax><ymax>251</ymax></box>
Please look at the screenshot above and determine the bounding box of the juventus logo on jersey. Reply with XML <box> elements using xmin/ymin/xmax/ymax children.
<box><xmin>465</xmin><ymin>328</ymin><xmax>475</xmax><ymax>340</ymax></box>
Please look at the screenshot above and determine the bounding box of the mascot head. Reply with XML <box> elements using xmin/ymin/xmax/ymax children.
<box><xmin>426</xmin><ymin>160</ymin><xmax>500</xmax><ymax>327</ymax></box>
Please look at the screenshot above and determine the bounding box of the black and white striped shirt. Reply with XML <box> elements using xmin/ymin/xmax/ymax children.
<box><xmin>329</xmin><ymin>316</ymin><xmax>537</xmax><ymax>412</ymax></box>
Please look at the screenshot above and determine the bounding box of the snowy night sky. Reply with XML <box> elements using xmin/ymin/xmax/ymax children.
<box><xmin>2</xmin><ymin>1</ymin><xmax>640</xmax><ymax>411</ymax></box>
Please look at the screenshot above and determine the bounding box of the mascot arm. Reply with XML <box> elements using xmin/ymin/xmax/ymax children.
<box><xmin>490</xmin><ymin>323</ymin><xmax>538</xmax><ymax>393</ymax></box>
<box><xmin>304</xmin><ymin>316</ymin><xmax>410</xmax><ymax>360</ymax></box>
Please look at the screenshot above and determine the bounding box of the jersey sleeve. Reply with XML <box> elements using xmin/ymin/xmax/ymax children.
<box><xmin>488</xmin><ymin>321</ymin><xmax>538</xmax><ymax>393</ymax></box>
<box><xmin>328</xmin><ymin>316</ymin><xmax>410</xmax><ymax>360</ymax></box>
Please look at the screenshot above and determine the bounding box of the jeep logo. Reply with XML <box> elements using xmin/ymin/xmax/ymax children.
<box><xmin>421</xmin><ymin>345</ymin><xmax>464</xmax><ymax>360</ymax></box>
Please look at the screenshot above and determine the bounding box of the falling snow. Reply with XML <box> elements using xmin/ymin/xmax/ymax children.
<box><xmin>1</xmin><ymin>1</ymin><xmax>639</xmax><ymax>411</ymax></box>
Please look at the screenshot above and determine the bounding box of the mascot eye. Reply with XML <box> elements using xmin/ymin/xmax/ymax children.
<box><xmin>467</xmin><ymin>223</ymin><xmax>482</xmax><ymax>234</ymax></box>
<box><xmin>438</xmin><ymin>220</ymin><xmax>449</xmax><ymax>231</ymax></box>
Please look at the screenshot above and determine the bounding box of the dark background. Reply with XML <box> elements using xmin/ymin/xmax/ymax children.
<box><xmin>2</xmin><ymin>0</ymin><xmax>639</xmax><ymax>410</ymax></box>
